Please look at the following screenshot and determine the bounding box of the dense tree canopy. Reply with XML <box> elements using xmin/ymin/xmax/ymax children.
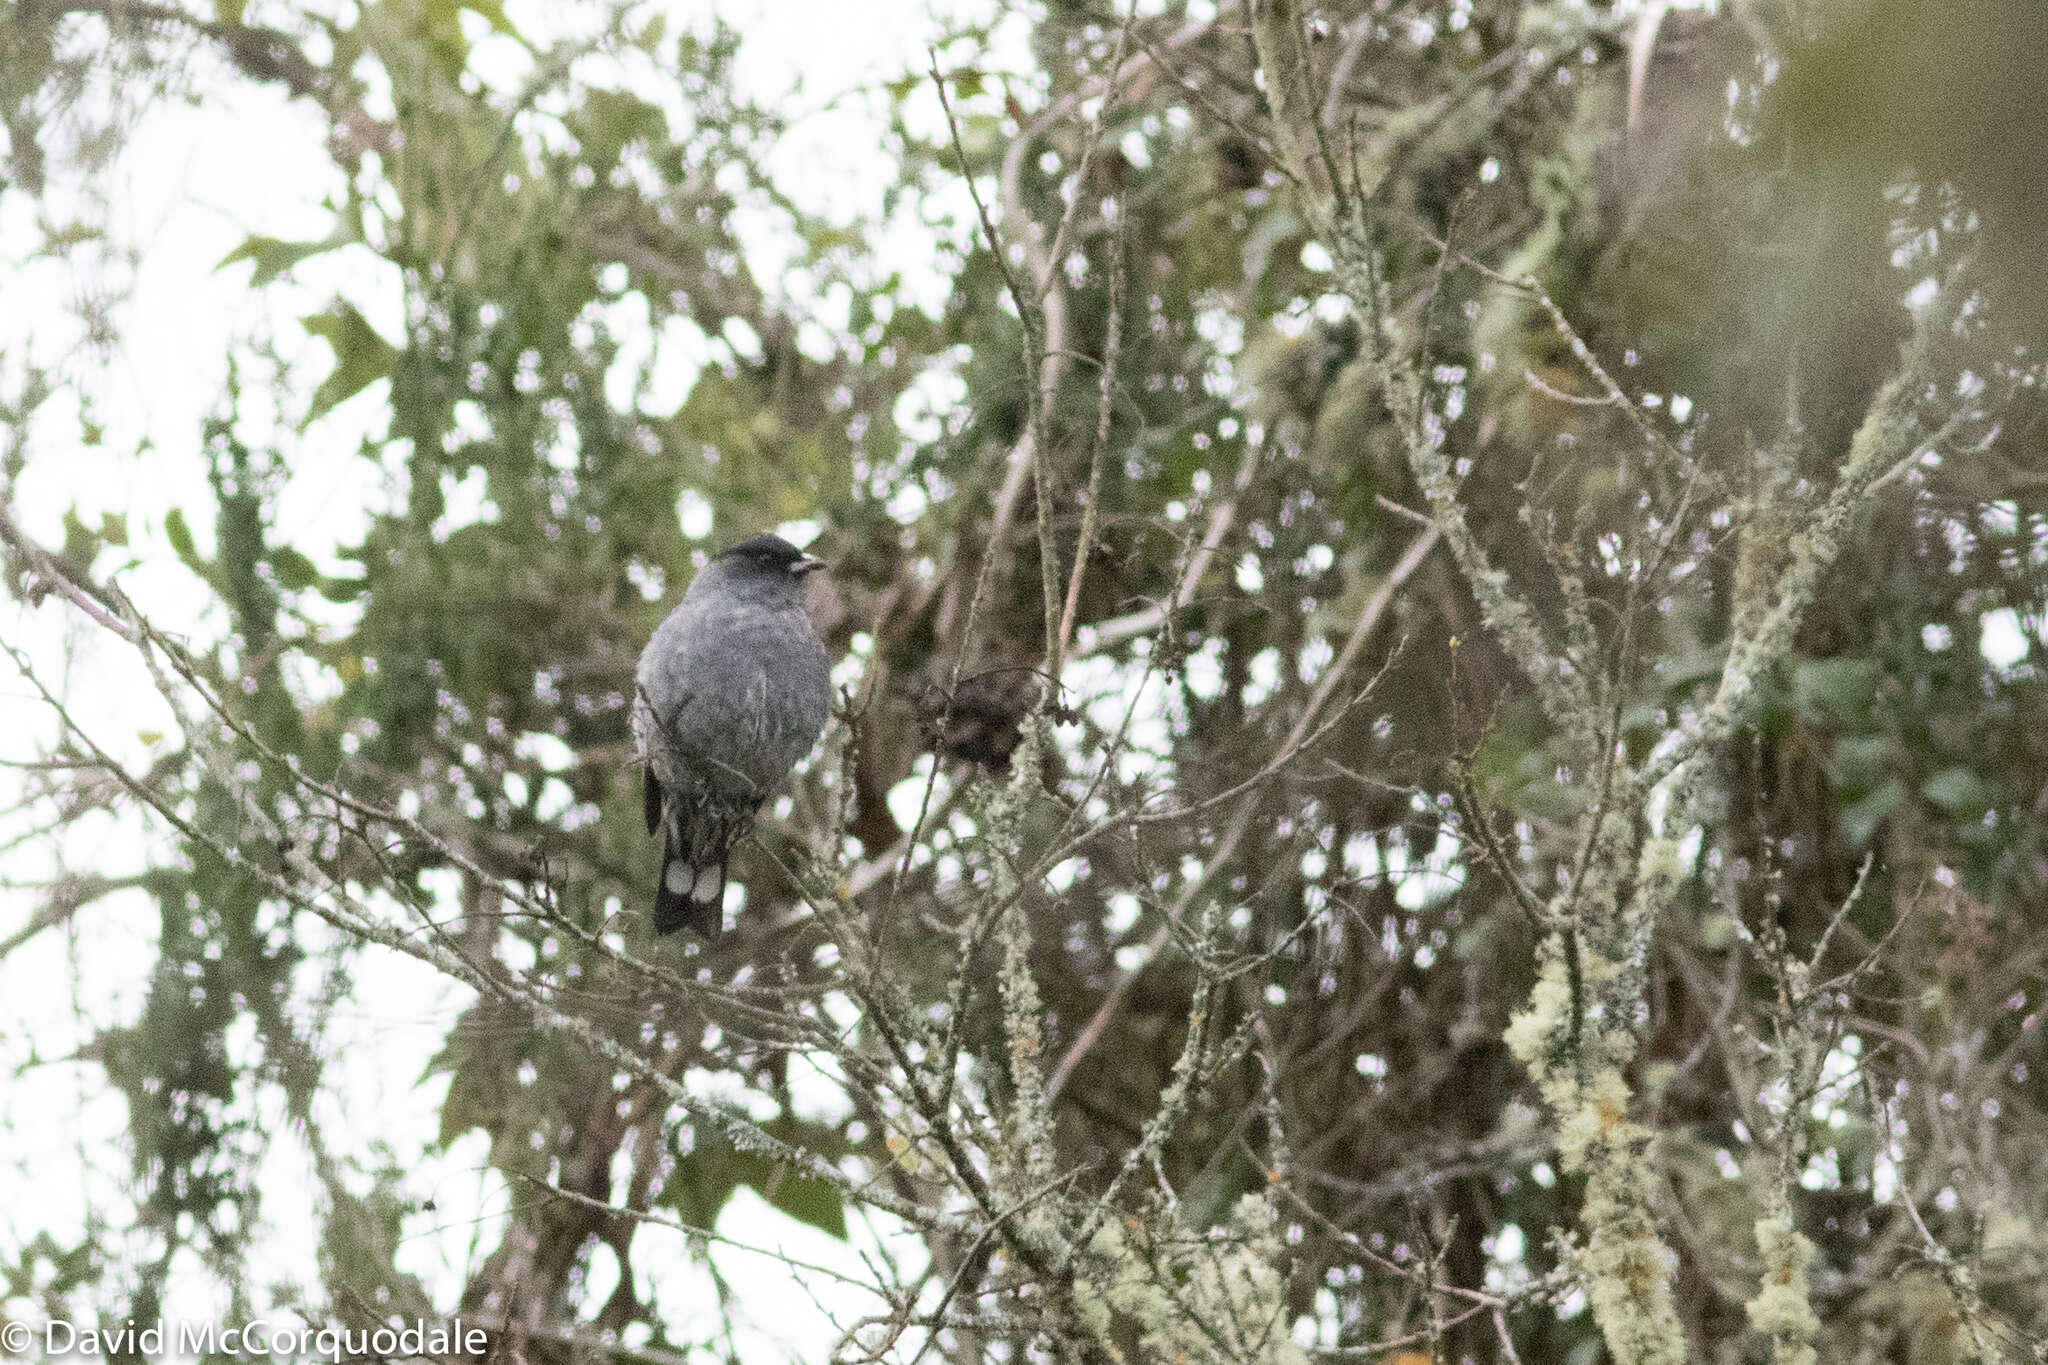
<box><xmin>4</xmin><ymin>1</ymin><xmax>2048</xmax><ymax>1361</ymax></box>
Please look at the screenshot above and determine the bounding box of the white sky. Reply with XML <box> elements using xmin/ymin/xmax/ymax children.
<box><xmin>0</xmin><ymin>1</ymin><xmax>1018</xmax><ymax>1357</ymax></box>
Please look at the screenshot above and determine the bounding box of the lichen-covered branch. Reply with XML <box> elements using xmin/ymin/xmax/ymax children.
<box><xmin>1241</xmin><ymin>4</ymin><xmax>1956</xmax><ymax>1363</ymax></box>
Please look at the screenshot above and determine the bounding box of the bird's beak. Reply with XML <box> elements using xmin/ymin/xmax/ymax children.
<box><xmin>792</xmin><ymin>553</ymin><xmax>827</xmax><ymax>577</ymax></box>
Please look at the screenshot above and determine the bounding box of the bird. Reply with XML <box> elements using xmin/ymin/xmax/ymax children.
<box><xmin>632</xmin><ymin>534</ymin><xmax>832</xmax><ymax>936</ymax></box>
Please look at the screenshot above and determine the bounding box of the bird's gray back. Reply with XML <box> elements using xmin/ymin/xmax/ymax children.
<box><xmin>633</xmin><ymin>583</ymin><xmax>830</xmax><ymax>800</ymax></box>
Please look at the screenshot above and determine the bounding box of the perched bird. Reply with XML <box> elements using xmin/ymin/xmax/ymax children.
<box><xmin>632</xmin><ymin>534</ymin><xmax>831</xmax><ymax>936</ymax></box>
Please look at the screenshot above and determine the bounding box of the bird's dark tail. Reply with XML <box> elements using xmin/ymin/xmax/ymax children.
<box><xmin>653</xmin><ymin>828</ymin><xmax>726</xmax><ymax>936</ymax></box>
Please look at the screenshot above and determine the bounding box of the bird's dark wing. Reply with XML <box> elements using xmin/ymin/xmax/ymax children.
<box><xmin>643</xmin><ymin>766</ymin><xmax>662</xmax><ymax>835</ymax></box>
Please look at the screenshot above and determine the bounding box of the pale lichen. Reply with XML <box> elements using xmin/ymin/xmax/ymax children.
<box><xmin>1504</xmin><ymin>949</ymin><xmax>1573</xmax><ymax>1067</ymax></box>
<box><xmin>1074</xmin><ymin>1195</ymin><xmax>1310</xmax><ymax>1365</ymax></box>
<box><xmin>1746</xmin><ymin>1214</ymin><xmax>1821</xmax><ymax>1365</ymax></box>
<box><xmin>1578</xmin><ymin>1167</ymin><xmax>1687</xmax><ymax>1365</ymax></box>
<box><xmin>1508</xmin><ymin>928</ymin><xmax>1685</xmax><ymax>1365</ymax></box>
<box><xmin>1233</xmin><ymin>11</ymin><xmax>1945</xmax><ymax>1365</ymax></box>
<box><xmin>980</xmin><ymin>714</ymin><xmax>1059</xmax><ymax>1189</ymax></box>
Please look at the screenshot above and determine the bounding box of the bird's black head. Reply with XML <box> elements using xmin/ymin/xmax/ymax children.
<box><xmin>715</xmin><ymin>534</ymin><xmax>827</xmax><ymax>579</ymax></box>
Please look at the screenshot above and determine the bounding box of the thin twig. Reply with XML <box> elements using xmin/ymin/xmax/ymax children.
<box><xmin>1046</xmin><ymin>522</ymin><xmax>1439</xmax><ymax>1100</ymax></box>
<box><xmin>1053</xmin><ymin>218</ymin><xmax>1127</xmax><ymax>675</ymax></box>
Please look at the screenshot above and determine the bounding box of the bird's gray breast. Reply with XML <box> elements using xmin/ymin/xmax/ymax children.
<box><xmin>633</xmin><ymin>596</ymin><xmax>830</xmax><ymax>801</ymax></box>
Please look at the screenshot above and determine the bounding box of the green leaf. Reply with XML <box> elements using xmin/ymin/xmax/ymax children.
<box><xmin>316</xmin><ymin>574</ymin><xmax>368</xmax><ymax>603</ymax></box>
<box><xmin>1240</xmin><ymin>206</ymin><xmax>1304</xmax><ymax>286</ymax></box>
<box><xmin>459</xmin><ymin>0</ymin><xmax>519</xmax><ymax>38</ymax></box>
<box><xmin>1921</xmin><ymin>766</ymin><xmax>1993</xmax><ymax>813</ymax></box>
<box><xmin>1658</xmin><ymin>646</ymin><xmax>1731</xmax><ymax>691</ymax></box>
<box><xmin>98</xmin><ymin>511</ymin><xmax>127</xmax><ymax>547</ymax></box>
<box><xmin>60</xmin><ymin>508</ymin><xmax>97</xmax><ymax>564</ymax></box>
<box><xmin>418</xmin><ymin>0</ymin><xmax>521</xmax><ymax>77</ymax></box>
<box><xmin>1839</xmin><ymin>779</ymin><xmax>1905</xmax><ymax>849</ymax></box>
<box><xmin>1827</xmin><ymin>733</ymin><xmax>1891</xmax><ymax>794</ymax></box>
<box><xmin>269</xmin><ymin>546</ymin><xmax>319</xmax><ymax>591</ymax></box>
<box><xmin>216</xmin><ymin>0</ymin><xmax>247</xmax><ymax>24</ymax></box>
<box><xmin>757</xmin><ymin>1160</ymin><xmax>846</xmax><ymax>1241</ymax></box>
<box><xmin>1467</xmin><ymin>703</ymin><xmax>1542</xmax><ymax>802</ymax></box>
<box><xmin>301</xmin><ymin>305</ymin><xmax>398</xmax><ymax>422</ymax></box>
<box><xmin>659</xmin><ymin>1120</ymin><xmax>848</xmax><ymax>1241</ymax></box>
<box><xmin>1792</xmin><ymin>657</ymin><xmax>1878</xmax><ymax>728</ymax></box>
<box><xmin>164</xmin><ymin>507</ymin><xmax>201</xmax><ymax>566</ymax></box>
<box><xmin>578</xmin><ymin>89</ymin><xmax>666</xmax><ymax>171</ymax></box>
<box><xmin>218</xmin><ymin>235</ymin><xmax>339</xmax><ymax>288</ymax></box>
<box><xmin>41</xmin><ymin>220</ymin><xmax>104</xmax><ymax>251</ymax></box>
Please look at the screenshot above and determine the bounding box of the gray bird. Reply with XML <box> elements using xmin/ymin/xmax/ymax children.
<box><xmin>632</xmin><ymin>534</ymin><xmax>831</xmax><ymax>936</ymax></box>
